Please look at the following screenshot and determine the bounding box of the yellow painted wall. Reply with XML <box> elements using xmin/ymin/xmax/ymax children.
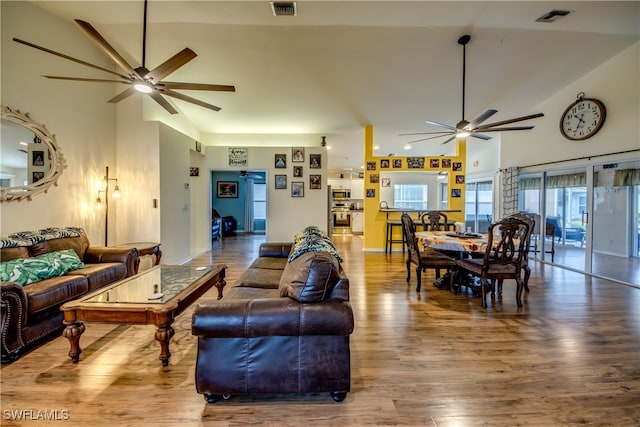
<box><xmin>362</xmin><ymin>125</ymin><xmax>466</xmax><ymax>251</ymax></box>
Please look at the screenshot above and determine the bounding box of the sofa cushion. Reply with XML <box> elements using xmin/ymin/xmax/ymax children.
<box><xmin>0</xmin><ymin>246</ymin><xmax>30</xmax><ymax>262</ymax></box>
<box><xmin>278</xmin><ymin>251</ymin><xmax>344</xmax><ymax>302</ymax></box>
<box><xmin>29</xmin><ymin>234</ymin><xmax>90</xmax><ymax>259</ymax></box>
<box><xmin>235</xmin><ymin>267</ymin><xmax>284</xmax><ymax>289</ymax></box>
<box><xmin>66</xmin><ymin>263</ymin><xmax>127</xmax><ymax>291</ymax></box>
<box><xmin>24</xmin><ymin>274</ymin><xmax>89</xmax><ymax>316</ymax></box>
<box><xmin>248</xmin><ymin>256</ymin><xmax>288</xmax><ymax>271</ymax></box>
<box><xmin>0</xmin><ymin>249</ymin><xmax>84</xmax><ymax>286</ymax></box>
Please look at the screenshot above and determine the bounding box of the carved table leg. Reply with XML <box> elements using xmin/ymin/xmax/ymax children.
<box><xmin>63</xmin><ymin>321</ymin><xmax>86</xmax><ymax>363</ymax></box>
<box><xmin>215</xmin><ymin>279</ymin><xmax>226</xmax><ymax>300</ymax></box>
<box><xmin>155</xmin><ymin>325</ymin><xmax>175</xmax><ymax>366</ymax></box>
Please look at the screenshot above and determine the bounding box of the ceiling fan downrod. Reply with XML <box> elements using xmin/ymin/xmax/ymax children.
<box><xmin>458</xmin><ymin>34</ymin><xmax>471</xmax><ymax>127</ymax></box>
<box><xmin>142</xmin><ymin>0</ymin><xmax>148</xmax><ymax>69</ymax></box>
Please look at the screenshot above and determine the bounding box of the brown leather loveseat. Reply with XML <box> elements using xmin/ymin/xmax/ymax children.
<box><xmin>192</xmin><ymin>228</ymin><xmax>354</xmax><ymax>403</ymax></box>
<box><xmin>1</xmin><ymin>227</ymin><xmax>138</xmax><ymax>363</ymax></box>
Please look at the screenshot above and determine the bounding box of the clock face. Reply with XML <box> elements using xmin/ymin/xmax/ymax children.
<box><xmin>560</xmin><ymin>98</ymin><xmax>606</xmax><ymax>140</ymax></box>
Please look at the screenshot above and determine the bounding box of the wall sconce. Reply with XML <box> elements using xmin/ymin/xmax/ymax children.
<box><xmin>94</xmin><ymin>166</ymin><xmax>121</xmax><ymax>246</ymax></box>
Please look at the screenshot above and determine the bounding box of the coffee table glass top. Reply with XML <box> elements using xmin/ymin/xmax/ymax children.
<box><xmin>85</xmin><ymin>265</ymin><xmax>215</xmax><ymax>304</ymax></box>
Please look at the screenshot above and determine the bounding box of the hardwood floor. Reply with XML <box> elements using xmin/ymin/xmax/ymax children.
<box><xmin>2</xmin><ymin>234</ymin><xmax>639</xmax><ymax>426</ymax></box>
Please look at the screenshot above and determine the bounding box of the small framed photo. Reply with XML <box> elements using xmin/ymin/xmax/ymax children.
<box><xmin>366</xmin><ymin>188</ymin><xmax>376</xmax><ymax>198</ymax></box>
<box><xmin>380</xmin><ymin>159</ymin><xmax>390</xmax><ymax>168</ymax></box>
<box><xmin>442</xmin><ymin>159</ymin><xmax>452</xmax><ymax>168</ymax></box>
<box><xmin>32</xmin><ymin>150</ymin><xmax>45</xmax><ymax>166</ymax></box>
<box><xmin>291</xmin><ymin>181</ymin><xmax>304</xmax><ymax>197</ymax></box>
<box><xmin>32</xmin><ymin>171</ymin><xmax>45</xmax><ymax>183</ymax></box>
<box><xmin>451</xmin><ymin>188</ymin><xmax>461</xmax><ymax>198</ymax></box>
<box><xmin>393</xmin><ymin>159</ymin><xmax>402</xmax><ymax>168</ymax></box>
<box><xmin>275</xmin><ymin>154</ymin><xmax>287</xmax><ymax>168</ymax></box>
<box><xmin>190</xmin><ymin>167</ymin><xmax>199</xmax><ymax>177</ymax></box>
<box><xmin>293</xmin><ymin>166</ymin><xmax>303</xmax><ymax>177</ymax></box>
<box><xmin>407</xmin><ymin>157</ymin><xmax>425</xmax><ymax>168</ymax></box>
<box><xmin>310</xmin><ymin>174</ymin><xmax>321</xmax><ymax>189</ymax></box>
<box><xmin>217</xmin><ymin>181</ymin><xmax>238</xmax><ymax>198</ymax></box>
<box><xmin>455</xmin><ymin>175</ymin><xmax>465</xmax><ymax>184</ymax></box>
<box><xmin>309</xmin><ymin>154</ymin><xmax>321</xmax><ymax>169</ymax></box>
<box><xmin>452</xmin><ymin>162</ymin><xmax>462</xmax><ymax>171</ymax></box>
<box><xmin>366</xmin><ymin>161</ymin><xmax>377</xmax><ymax>171</ymax></box>
<box><xmin>275</xmin><ymin>174</ymin><xmax>287</xmax><ymax>189</ymax></box>
<box><xmin>430</xmin><ymin>159</ymin><xmax>440</xmax><ymax>168</ymax></box>
<box><xmin>292</xmin><ymin>147</ymin><xmax>305</xmax><ymax>162</ymax></box>
<box><xmin>381</xmin><ymin>178</ymin><xmax>391</xmax><ymax>187</ymax></box>
<box><xmin>195</xmin><ymin>141</ymin><xmax>202</xmax><ymax>152</ymax></box>
<box><xmin>370</xmin><ymin>174</ymin><xmax>379</xmax><ymax>183</ymax></box>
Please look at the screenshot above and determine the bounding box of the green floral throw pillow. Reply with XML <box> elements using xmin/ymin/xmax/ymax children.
<box><xmin>0</xmin><ymin>249</ymin><xmax>84</xmax><ymax>286</ymax></box>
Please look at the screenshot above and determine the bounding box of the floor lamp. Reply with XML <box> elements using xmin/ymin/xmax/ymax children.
<box><xmin>95</xmin><ymin>166</ymin><xmax>120</xmax><ymax>246</ymax></box>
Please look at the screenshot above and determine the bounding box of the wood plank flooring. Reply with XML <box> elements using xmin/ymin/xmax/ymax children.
<box><xmin>1</xmin><ymin>234</ymin><xmax>639</xmax><ymax>426</ymax></box>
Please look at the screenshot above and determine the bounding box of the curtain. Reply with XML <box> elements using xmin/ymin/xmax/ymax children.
<box><xmin>546</xmin><ymin>172</ymin><xmax>586</xmax><ymax>188</ymax></box>
<box><xmin>519</xmin><ymin>176</ymin><xmax>541</xmax><ymax>190</ymax></box>
<box><xmin>613</xmin><ymin>168</ymin><xmax>640</xmax><ymax>186</ymax></box>
<box><xmin>244</xmin><ymin>179</ymin><xmax>254</xmax><ymax>233</ymax></box>
<box><xmin>502</xmin><ymin>167</ymin><xmax>519</xmax><ymax>218</ymax></box>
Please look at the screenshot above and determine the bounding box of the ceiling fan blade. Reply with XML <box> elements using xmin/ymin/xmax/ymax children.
<box><xmin>145</xmin><ymin>48</ymin><xmax>197</xmax><ymax>83</ymax></box>
<box><xmin>469</xmin><ymin>133</ymin><xmax>492</xmax><ymax>140</ymax></box>
<box><xmin>440</xmin><ymin>136</ymin><xmax>457</xmax><ymax>145</ymax></box>
<box><xmin>148</xmin><ymin>91</ymin><xmax>179</xmax><ymax>114</ymax></box>
<box><xmin>107</xmin><ymin>87</ymin><xmax>137</xmax><ymax>103</ymax></box>
<box><xmin>479</xmin><ymin>126</ymin><xmax>536</xmax><ymax>132</ymax></box>
<box><xmin>43</xmin><ymin>76</ymin><xmax>130</xmax><ymax>84</ymax></box>
<box><xmin>399</xmin><ymin>131</ymin><xmax>452</xmax><ymax>136</ymax></box>
<box><xmin>160</xmin><ymin>82</ymin><xmax>236</xmax><ymax>92</ymax></box>
<box><xmin>13</xmin><ymin>38</ymin><xmax>131</xmax><ymax>80</ymax></box>
<box><xmin>161</xmin><ymin>89</ymin><xmax>221</xmax><ymax>112</ymax></box>
<box><xmin>474</xmin><ymin>113</ymin><xmax>544</xmax><ymax>130</ymax></box>
<box><xmin>74</xmin><ymin>19</ymin><xmax>138</xmax><ymax>77</ymax></box>
<box><xmin>466</xmin><ymin>109</ymin><xmax>498</xmax><ymax>129</ymax></box>
<box><xmin>425</xmin><ymin>120</ymin><xmax>456</xmax><ymax>131</ymax></box>
<box><xmin>407</xmin><ymin>133</ymin><xmax>454</xmax><ymax>144</ymax></box>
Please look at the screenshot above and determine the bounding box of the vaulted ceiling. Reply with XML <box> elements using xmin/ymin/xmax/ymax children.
<box><xmin>25</xmin><ymin>1</ymin><xmax>640</xmax><ymax>175</ymax></box>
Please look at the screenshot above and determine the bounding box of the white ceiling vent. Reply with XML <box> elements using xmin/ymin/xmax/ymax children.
<box><xmin>536</xmin><ymin>10</ymin><xmax>571</xmax><ymax>23</ymax></box>
<box><xmin>271</xmin><ymin>2</ymin><xmax>297</xmax><ymax>17</ymax></box>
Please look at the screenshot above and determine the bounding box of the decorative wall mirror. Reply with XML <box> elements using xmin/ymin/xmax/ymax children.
<box><xmin>0</xmin><ymin>106</ymin><xmax>66</xmax><ymax>202</ymax></box>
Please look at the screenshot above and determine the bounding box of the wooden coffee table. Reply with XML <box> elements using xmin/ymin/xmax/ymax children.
<box><xmin>60</xmin><ymin>265</ymin><xmax>226</xmax><ymax>366</ymax></box>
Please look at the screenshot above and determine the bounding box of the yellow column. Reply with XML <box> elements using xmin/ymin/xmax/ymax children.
<box><xmin>362</xmin><ymin>126</ymin><xmax>467</xmax><ymax>251</ymax></box>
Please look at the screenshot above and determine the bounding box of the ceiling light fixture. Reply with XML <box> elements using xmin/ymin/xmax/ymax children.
<box><xmin>133</xmin><ymin>82</ymin><xmax>154</xmax><ymax>93</ymax></box>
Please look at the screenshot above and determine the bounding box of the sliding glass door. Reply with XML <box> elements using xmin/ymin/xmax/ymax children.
<box><xmin>465</xmin><ymin>180</ymin><xmax>494</xmax><ymax>233</ymax></box>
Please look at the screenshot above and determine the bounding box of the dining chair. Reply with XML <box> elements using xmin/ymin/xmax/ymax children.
<box><xmin>401</xmin><ymin>213</ymin><xmax>457</xmax><ymax>292</ymax></box>
<box><xmin>455</xmin><ymin>216</ymin><xmax>530</xmax><ymax>308</ymax></box>
<box><xmin>420</xmin><ymin>211</ymin><xmax>453</xmax><ymax>231</ymax></box>
<box><xmin>507</xmin><ymin>213</ymin><xmax>536</xmax><ymax>293</ymax></box>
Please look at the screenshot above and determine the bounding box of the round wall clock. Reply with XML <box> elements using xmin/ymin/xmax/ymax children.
<box><xmin>559</xmin><ymin>93</ymin><xmax>606</xmax><ymax>140</ymax></box>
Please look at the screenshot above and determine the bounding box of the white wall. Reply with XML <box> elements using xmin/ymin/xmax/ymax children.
<box><xmin>1</xmin><ymin>1</ymin><xmax>116</xmax><ymax>244</ymax></box>
<box><xmin>202</xmin><ymin>144</ymin><xmax>328</xmax><ymax>243</ymax></box>
<box><xmin>501</xmin><ymin>42</ymin><xmax>640</xmax><ymax>169</ymax></box>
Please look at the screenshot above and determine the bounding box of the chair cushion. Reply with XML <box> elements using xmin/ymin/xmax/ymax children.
<box><xmin>457</xmin><ymin>259</ymin><xmax>518</xmax><ymax>276</ymax></box>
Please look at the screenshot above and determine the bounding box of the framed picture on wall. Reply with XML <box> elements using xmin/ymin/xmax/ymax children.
<box><xmin>455</xmin><ymin>175</ymin><xmax>465</xmax><ymax>184</ymax></box>
<box><xmin>366</xmin><ymin>188</ymin><xmax>376</xmax><ymax>198</ymax></box>
<box><xmin>442</xmin><ymin>159</ymin><xmax>452</xmax><ymax>168</ymax></box>
<box><xmin>370</xmin><ymin>174</ymin><xmax>379</xmax><ymax>183</ymax></box>
<box><xmin>190</xmin><ymin>167</ymin><xmax>199</xmax><ymax>177</ymax></box>
<box><xmin>381</xmin><ymin>178</ymin><xmax>391</xmax><ymax>187</ymax></box>
<box><xmin>292</xmin><ymin>147</ymin><xmax>305</xmax><ymax>162</ymax></box>
<box><xmin>310</xmin><ymin>154</ymin><xmax>321</xmax><ymax>169</ymax></box>
<box><xmin>32</xmin><ymin>150</ymin><xmax>45</xmax><ymax>166</ymax></box>
<box><xmin>452</xmin><ymin>162</ymin><xmax>462</xmax><ymax>171</ymax></box>
<box><xmin>217</xmin><ymin>181</ymin><xmax>238</xmax><ymax>198</ymax></box>
<box><xmin>366</xmin><ymin>161</ymin><xmax>377</xmax><ymax>170</ymax></box>
<box><xmin>275</xmin><ymin>154</ymin><xmax>286</xmax><ymax>168</ymax></box>
<box><xmin>451</xmin><ymin>188</ymin><xmax>461</xmax><ymax>198</ymax></box>
<box><xmin>291</xmin><ymin>181</ymin><xmax>304</xmax><ymax>197</ymax></box>
<box><xmin>275</xmin><ymin>174</ymin><xmax>287</xmax><ymax>189</ymax></box>
<box><xmin>293</xmin><ymin>166</ymin><xmax>303</xmax><ymax>177</ymax></box>
<box><xmin>430</xmin><ymin>159</ymin><xmax>440</xmax><ymax>168</ymax></box>
<box><xmin>393</xmin><ymin>159</ymin><xmax>402</xmax><ymax>168</ymax></box>
<box><xmin>310</xmin><ymin>174</ymin><xmax>321</xmax><ymax>189</ymax></box>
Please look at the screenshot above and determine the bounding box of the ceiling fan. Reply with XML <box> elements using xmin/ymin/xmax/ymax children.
<box><xmin>240</xmin><ymin>171</ymin><xmax>263</xmax><ymax>180</ymax></box>
<box><xmin>400</xmin><ymin>34</ymin><xmax>543</xmax><ymax>145</ymax></box>
<box><xmin>12</xmin><ymin>0</ymin><xmax>235</xmax><ymax>115</ymax></box>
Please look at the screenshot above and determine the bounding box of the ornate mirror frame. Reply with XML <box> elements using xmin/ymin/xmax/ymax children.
<box><xmin>1</xmin><ymin>106</ymin><xmax>66</xmax><ymax>202</ymax></box>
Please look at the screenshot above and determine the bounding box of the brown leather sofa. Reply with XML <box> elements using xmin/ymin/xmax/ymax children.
<box><xmin>1</xmin><ymin>227</ymin><xmax>138</xmax><ymax>363</ymax></box>
<box><xmin>192</xmin><ymin>238</ymin><xmax>354</xmax><ymax>403</ymax></box>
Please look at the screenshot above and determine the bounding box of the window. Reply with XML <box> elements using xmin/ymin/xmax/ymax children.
<box><xmin>393</xmin><ymin>184</ymin><xmax>427</xmax><ymax>210</ymax></box>
<box><xmin>465</xmin><ymin>180</ymin><xmax>494</xmax><ymax>232</ymax></box>
<box><xmin>253</xmin><ymin>183</ymin><xmax>266</xmax><ymax>220</ymax></box>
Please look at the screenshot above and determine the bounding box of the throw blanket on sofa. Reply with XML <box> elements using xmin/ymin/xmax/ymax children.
<box><xmin>0</xmin><ymin>227</ymin><xmax>85</xmax><ymax>248</ymax></box>
<box><xmin>289</xmin><ymin>226</ymin><xmax>343</xmax><ymax>263</ymax></box>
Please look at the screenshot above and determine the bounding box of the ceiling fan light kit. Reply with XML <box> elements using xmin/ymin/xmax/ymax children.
<box><xmin>13</xmin><ymin>0</ymin><xmax>235</xmax><ymax>115</ymax></box>
<box><xmin>400</xmin><ymin>34</ymin><xmax>544</xmax><ymax>145</ymax></box>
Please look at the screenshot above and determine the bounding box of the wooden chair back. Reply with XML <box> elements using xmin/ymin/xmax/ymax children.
<box><xmin>401</xmin><ymin>213</ymin><xmax>421</xmax><ymax>264</ymax></box>
<box><xmin>484</xmin><ymin>217</ymin><xmax>530</xmax><ymax>270</ymax></box>
<box><xmin>420</xmin><ymin>211</ymin><xmax>449</xmax><ymax>231</ymax></box>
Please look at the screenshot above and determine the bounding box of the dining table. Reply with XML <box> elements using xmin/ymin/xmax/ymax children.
<box><xmin>414</xmin><ymin>230</ymin><xmax>489</xmax><ymax>293</ymax></box>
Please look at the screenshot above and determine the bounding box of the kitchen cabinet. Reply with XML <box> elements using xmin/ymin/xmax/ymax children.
<box><xmin>350</xmin><ymin>179</ymin><xmax>364</xmax><ymax>199</ymax></box>
<box><xmin>351</xmin><ymin>211</ymin><xmax>363</xmax><ymax>234</ymax></box>
<box><xmin>328</xmin><ymin>178</ymin><xmax>350</xmax><ymax>189</ymax></box>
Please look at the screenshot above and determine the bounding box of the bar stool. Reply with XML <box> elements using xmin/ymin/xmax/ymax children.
<box><xmin>385</xmin><ymin>219</ymin><xmax>405</xmax><ymax>254</ymax></box>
